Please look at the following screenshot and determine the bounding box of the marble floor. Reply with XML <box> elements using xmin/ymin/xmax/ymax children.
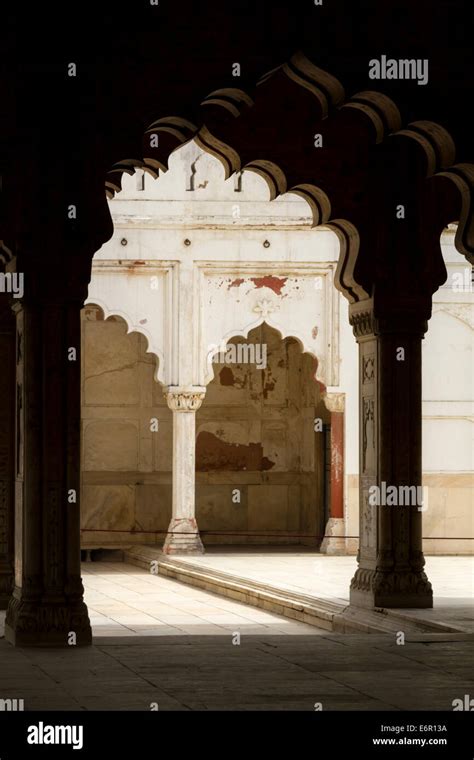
<box><xmin>169</xmin><ymin>550</ymin><xmax>474</xmax><ymax>632</ymax></box>
<box><xmin>83</xmin><ymin>560</ymin><xmax>321</xmax><ymax>637</ymax></box>
<box><xmin>0</xmin><ymin>559</ymin><xmax>473</xmax><ymax>710</ymax></box>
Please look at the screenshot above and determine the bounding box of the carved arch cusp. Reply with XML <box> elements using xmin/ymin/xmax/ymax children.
<box><xmin>198</xmin><ymin>271</ymin><xmax>337</xmax><ymax>387</ymax></box>
<box><xmin>84</xmin><ymin>287</ymin><xmax>166</xmax><ymax>386</ymax></box>
<box><xmin>201</xmin><ymin>317</ymin><xmax>324</xmax><ymax>388</ymax></box>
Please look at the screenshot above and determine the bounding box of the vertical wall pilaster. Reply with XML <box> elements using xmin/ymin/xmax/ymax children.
<box><xmin>320</xmin><ymin>392</ymin><xmax>346</xmax><ymax>554</ymax></box>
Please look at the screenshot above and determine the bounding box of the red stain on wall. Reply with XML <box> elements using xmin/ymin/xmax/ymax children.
<box><xmin>250</xmin><ymin>275</ymin><xmax>287</xmax><ymax>295</ymax></box>
<box><xmin>228</xmin><ymin>278</ymin><xmax>245</xmax><ymax>289</ymax></box>
<box><xmin>196</xmin><ymin>431</ymin><xmax>275</xmax><ymax>471</ymax></box>
<box><xmin>330</xmin><ymin>412</ymin><xmax>344</xmax><ymax>519</ymax></box>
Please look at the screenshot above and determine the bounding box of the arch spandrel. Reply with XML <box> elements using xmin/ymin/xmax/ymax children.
<box><xmin>101</xmin><ymin>55</ymin><xmax>474</xmax><ymax>393</ymax></box>
<box><xmin>96</xmin><ymin>131</ymin><xmax>345</xmax><ymax>394</ymax></box>
<box><xmin>84</xmin><ymin>284</ymin><xmax>166</xmax><ymax>386</ymax></box>
<box><xmin>198</xmin><ymin>269</ymin><xmax>338</xmax><ymax>388</ymax></box>
<box><xmin>110</xmin><ymin>58</ymin><xmax>472</xmax><ymax>307</ymax></box>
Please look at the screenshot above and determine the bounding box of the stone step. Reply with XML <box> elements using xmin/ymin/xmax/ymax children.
<box><xmin>124</xmin><ymin>546</ymin><xmax>470</xmax><ymax>637</ymax></box>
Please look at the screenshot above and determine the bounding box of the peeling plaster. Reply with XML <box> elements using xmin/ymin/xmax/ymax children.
<box><xmin>250</xmin><ymin>275</ymin><xmax>288</xmax><ymax>295</ymax></box>
<box><xmin>196</xmin><ymin>431</ymin><xmax>275</xmax><ymax>471</ymax></box>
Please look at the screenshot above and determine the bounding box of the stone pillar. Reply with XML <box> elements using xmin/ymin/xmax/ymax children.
<box><xmin>320</xmin><ymin>392</ymin><xmax>346</xmax><ymax>554</ymax></box>
<box><xmin>0</xmin><ymin>298</ymin><xmax>15</xmax><ymax>608</ymax></box>
<box><xmin>349</xmin><ymin>298</ymin><xmax>432</xmax><ymax>609</ymax></box>
<box><xmin>5</xmin><ymin>298</ymin><xmax>92</xmax><ymax>646</ymax></box>
<box><xmin>163</xmin><ymin>387</ymin><xmax>206</xmax><ymax>555</ymax></box>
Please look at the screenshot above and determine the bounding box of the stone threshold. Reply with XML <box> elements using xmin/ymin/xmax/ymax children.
<box><xmin>124</xmin><ymin>546</ymin><xmax>471</xmax><ymax>637</ymax></box>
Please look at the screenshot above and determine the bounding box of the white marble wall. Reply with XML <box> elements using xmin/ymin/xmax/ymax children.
<box><xmin>81</xmin><ymin>142</ymin><xmax>473</xmax><ymax>554</ymax></box>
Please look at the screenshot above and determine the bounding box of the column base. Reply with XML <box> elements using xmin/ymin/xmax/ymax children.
<box><xmin>349</xmin><ymin>567</ymin><xmax>433</xmax><ymax>609</ymax></box>
<box><xmin>320</xmin><ymin>518</ymin><xmax>346</xmax><ymax>554</ymax></box>
<box><xmin>4</xmin><ymin>595</ymin><xmax>92</xmax><ymax>647</ymax></box>
<box><xmin>162</xmin><ymin>518</ymin><xmax>204</xmax><ymax>555</ymax></box>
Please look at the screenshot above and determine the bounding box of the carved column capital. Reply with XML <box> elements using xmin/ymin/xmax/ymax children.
<box><xmin>349</xmin><ymin>299</ymin><xmax>376</xmax><ymax>339</ymax></box>
<box><xmin>349</xmin><ymin>296</ymin><xmax>431</xmax><ymax>340</ymax></box>
<box><xmin>322</xmin><ymin>391</ymin><xmax>345</xmax><ymax>413</ymax></box>
<box><xmin>164</xmin><ymin>386</ymin><xmax>206</xmax><ymax>412</ymax></box>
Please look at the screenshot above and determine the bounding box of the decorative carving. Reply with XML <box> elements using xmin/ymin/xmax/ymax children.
<box><xmin>322</xmin><ymin>392</ymin><xmax>345</xmax><ymax>413</ymax></box>
<box><xmin>253</xmin><ymin>299</ymin><xmax>276</xmax><ymax>319</ymax></box>
<box><xmin>361</xmin><ymin>489</ymin><xmax>375</xmax><ymax>549</ymax></box>
<box><xmin>362</xmin><ymin>354</ymin><xmax>375</xmax><ymax>382</ymax></box>
<box><xmin>350</xmin><ymin>308</ymin><xmax>376</xmax><ymax>339</ymax></box>
<box><xmin>5</xmin><ymin>596</ymin><xmax>92</xmax><ymax>642</ymax></box>
<box><xmin>362</xmin><ymin>397</ymin><xmax>375</xmax><ymax>472</ymax></box>
<box><xmin>164</xmin><ymin>389</ymin><xmax>206</xmax><ymax>412</ymax></box>
<box><xmin>350</xmin><ymin>567</ymin><xmax>432</xmax><ymax>598</ymax></box>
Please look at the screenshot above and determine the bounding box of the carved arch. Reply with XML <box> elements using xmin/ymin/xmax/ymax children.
<box><xmin>204</xmin><ymin>319</ymin><xmax>320</xmax><ymax>387</ymax></box>
<box><xmin>84</xmin><ymin>300</ymin><xmax>164</xmax><ymax>384</ymax></box>
<box><xmin>104</xmin><ymin>52</ymin><xmax>474</xmax><ymax>303</ymax></box>
<box><xmin>430</xmin><ymin>304</ymin><xmax>474</xmax><ymax>332</ymax></box>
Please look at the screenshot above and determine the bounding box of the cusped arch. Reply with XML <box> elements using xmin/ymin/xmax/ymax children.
<box><xmin>84</xmin><ymin>299</ymin><xmax>164</xmax><ymax>385</ymax></box>
<box><xmin>200</xmin><ymin>88</ymin><xmax>254</xmax><ymax>117</ymax></box>
<box><xmin>104</xmin><ymin>53</ymin><xmax>474</xmax><ymax>300</ymax></box>
<box><xmin>105</xmin><ymin>158</ymin><xmax>160</xmax><ymax>200</ymax></box>
<box><xmin>204</xmin><ymin>318</ymin><xmax>321</xmax><ymax>387</ymax></box>
<box><xmin>430</xmin><ymin>303</ymin><xmax>474</xmax><ymax>332</ymax></box>
<box><xmin>192</xmin><ymin>124</ymin><xmax>338</xmax><ymax>228</ymax></box>
<box><xmin>279</xmin><ymin>51</ymin><xmax>345</xmax><ymax>115</ymax></box>
<box><xmin>435</xmin><ymin>164</ymin><xmax>474</xmax><ymax>264</ymax></box>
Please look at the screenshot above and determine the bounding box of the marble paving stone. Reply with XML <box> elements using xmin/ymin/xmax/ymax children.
<box><xmin>0</xmin><ymin>562</ymin><xmax>471</xmax><ymax>711</ymax></box>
